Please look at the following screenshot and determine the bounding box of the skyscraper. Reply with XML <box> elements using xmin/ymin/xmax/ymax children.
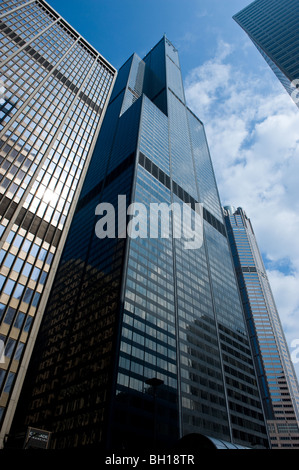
<box><xmin>223</xmin><ymin>206</ymin><xmax>299</xmax><ymax>449</ymax></box>
<box><xmin>9</xmin><ymin>36</ymin><xmax>269</xmax><ymax>451</ymax></box>
<box><xmin>233</xmin><ymin>0</ymin><xmax>299</xmax><ymax>108</ymax></box>
<box><xmin>0</xmin><ymin>0</ymin><xmax>116</xmax><ymax>447</ymax></box>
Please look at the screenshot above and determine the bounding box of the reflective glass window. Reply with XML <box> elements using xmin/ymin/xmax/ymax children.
<box><xmin>3</xmin><ymin>307</ymin><xmax>16</xmax><ymax>326</ymax></box>
<box><xmin>14</xmin><ymin>312</ymin><xmax>25</xmax><ymax>329</ymax></box>
<box><xmin>5</xmin><ymin>338</ymin><xmax>16</xmax><ymax>358</ymax></box>
<box><xmin>4</xmin><ymin>372</ymin><xmax>15</xmax><ymax>394</ymax></box>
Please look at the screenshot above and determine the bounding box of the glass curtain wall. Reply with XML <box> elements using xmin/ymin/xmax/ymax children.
<box><xmin>233</xmin><ymin>0</ymin><xmax>299</xmax><ymax>108</ymax></box>
<box><xmin>9</xmin><ymin>37</ymin><xmax>269</xmax><ymax>450</ymax></box>
<box><xmin>0</xmin><ymin>0</ymin><xmax>115</xmax><ymax>446</ymax></box>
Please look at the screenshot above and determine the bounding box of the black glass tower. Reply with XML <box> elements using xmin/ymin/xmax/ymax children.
<box><xmin>233</xmin><ymin>0</ymin><xmax>299</xmax><ymax>108</ymax></box>
<box><xmin>9</xmin><ymin>37</ymin><xmax>269</xmax><ymax>450</ymax></box>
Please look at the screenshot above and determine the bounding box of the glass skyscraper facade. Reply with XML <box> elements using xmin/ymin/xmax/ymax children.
<box><xmin>0</xmin><ymin>0</ymin><xmax>116</xmax><ymax>447</ymax></box>
<box><xmin>224</xmin><ymin>206</ymin><xmax>299</xmax><ymax>449</ymax></box>
<box><xmin>233</xmin><ymin>0</ymin><xmax>299</xmax><ymax>108</ymax></box>
<box><xmin>9</xmin><ymin>37</ymin><xmax>269</xmax><ymax>450</ymax></box>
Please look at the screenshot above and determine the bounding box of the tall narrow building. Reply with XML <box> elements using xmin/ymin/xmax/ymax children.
<box><xmin>9</xmin><ymin>37</ymin><xmax>269</xmax><ymax>450</ymax></box>
<box><xmin>223</xmin><ymin>206</ymin><xmax>299</xmax><ymax>449</ymax></box>
<box><xmin>233</xmin><ymin>0</ymin><xmax>299</xmax><ymax>108</ymax></box>
<box><xmin>0</xmin><ymin>0</ymin><xmax>116</xmax><ymax>447</ymax></box>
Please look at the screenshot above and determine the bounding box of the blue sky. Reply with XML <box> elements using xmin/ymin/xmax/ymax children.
<box><xmin>48</xmin><ymin>0</ymin><xmax>254</xmax><ymax>72</ymax></box>
<box><xmin>48</xmin><ymin>0</ymin><xmax>299</xmax><ymax>379</ymax></box>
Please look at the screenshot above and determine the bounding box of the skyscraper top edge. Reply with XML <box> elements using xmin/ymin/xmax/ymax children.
<box><xmin>38</xmin><ymin>0</ymin><xmax>116</xmax><ymax>73</ymax></box>
<box><xmin>142</xmin><ymin>34</ymin><xmax>178</xmax><ymax>61</ymax></box>
<box><xmin>223</xmin><ymin>205</ymin><xmax>237</xmax><ymax>215</ymax></box>
<box><xmin>232</xmin><ymin>0</ymin><xmax>261</xmax><ymax>20</ymax></box>
<box><xmin>223</xmin><ymin>206</ymin><xmax>248</xmax><ymax>217</ymax></box>
<box><xmin>118</xmin><ymin>52</ymin><xmax>143</xmax><ymax>73</ymax></box>
<box><xmin>186</xmin><ymin>106</ymin><xmax>204</xmax><ymax>126</ymax></box>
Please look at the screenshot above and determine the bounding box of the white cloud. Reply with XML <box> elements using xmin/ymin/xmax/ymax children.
<box><xmin>185</xmin><ymin>41</ymin><xmax>299</xmax><ymax>380</ymax></box>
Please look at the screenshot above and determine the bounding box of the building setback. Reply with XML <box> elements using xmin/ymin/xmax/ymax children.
<box><xmin>8</xmin><ymin>36</ymin><xmax>269</xmax><ymax>450</ymax></box>
<box><xmin>224</xmin><ymin>206</ymin><xmax>299</xmax><ymax>449</ymax></box>
<box><xmin>233</xmin><ymin>0</ymin><xmax>299</xmax><ymax>108</ymax></box>
<box><xmin>0</xmin><ymin>0</ymin><xmax>116</xmax><ymax>447</ymax></box>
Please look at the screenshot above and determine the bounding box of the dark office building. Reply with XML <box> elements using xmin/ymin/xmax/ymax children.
<box><xmin>233</xmin><ymin>0</ymin><xmax>299</xmax><ymax>108</ymax></box>
<box><xmin>224</xmin><ymin>206</ymin><xmax>299</xmax><ymax>449</ymax></box>
<box><xmin>0</xmin><ymin>0</ymin><xmax>115</xmax><ymax>447</ymax></box>
<box><xmin>9</xmin><ymin>37</ymin><xmax>269</xmax><ymax>450</ymax></box>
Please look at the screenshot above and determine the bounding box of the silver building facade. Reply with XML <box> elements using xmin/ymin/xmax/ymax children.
<box><xmin>0</xmin><ymin>0</ymin><xmax>116</xmax><ymax>447</ymax></box>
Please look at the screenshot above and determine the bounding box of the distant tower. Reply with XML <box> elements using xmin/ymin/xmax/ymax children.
<box><xmin>224</xmin><ymin>206</ymin><xmax>299</xmax><ymax>448</ymax></box>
